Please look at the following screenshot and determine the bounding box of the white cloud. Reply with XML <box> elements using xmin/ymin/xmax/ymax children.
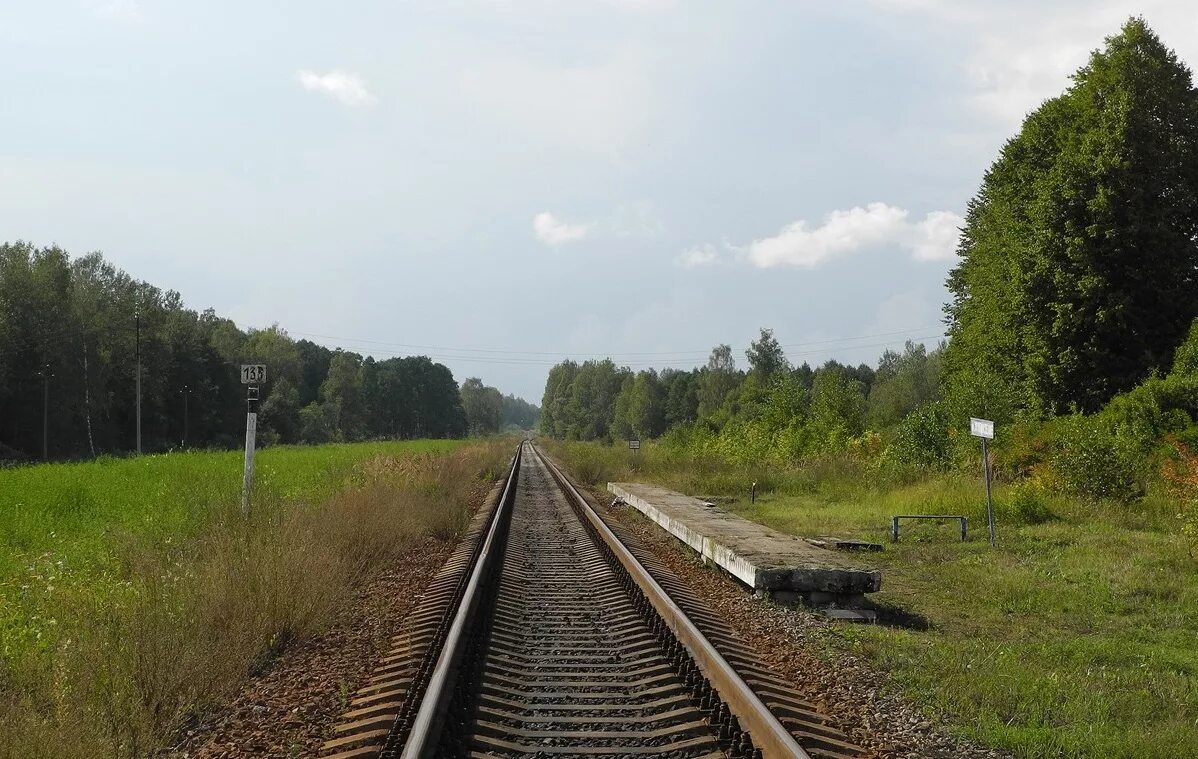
<box><xmin>742</xmin><ymin>203</ymin><xmax>963</xmax><ymax>269</ymax></box>
<box><xmin>675</xmin><ymin>244</ymin><xmax>719</xmax><ymax>268</ymax></box>
<box><xmin>533</xmin><ymin>212</ymin><xmax>591</xmax><ymax>245</ymax></box>
<box><xmin>872</xmin><ymin>1</ymin><xmax>1198</xmax><ymax>127</ymax></box>
<box><xmin>909</xmin><ymin>210</ymin><xmax>965</xmax><ymax>261</ymax></box>
<box><xmin>296</xmin><ymin>70</ymin><xmax>377</xmax><ymax>107</ymax></box>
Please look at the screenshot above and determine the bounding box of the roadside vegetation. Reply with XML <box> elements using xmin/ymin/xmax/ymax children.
<box><xmin>539</xmin><ymin>19</ymin><xmax>1198</xmax><ymax>759</ymax></box>
<box><xmin>0</xmin><ymin>438</ymin><xmax>512</xmax><ymax>759</ymax></box>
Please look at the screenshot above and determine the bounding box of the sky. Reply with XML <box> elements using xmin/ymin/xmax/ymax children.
<box><xmin>2</xmin><ymin>1</ymin><xmax>1197</xmax><ymax>402</ymax></box>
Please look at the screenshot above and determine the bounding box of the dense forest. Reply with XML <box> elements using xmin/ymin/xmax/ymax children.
<box><xmin>540</xmin><ymin>19</ymin><xmax>1198</xmax><ymax>506</ymax></box>
<box><xmin>0</xmin><ymin>244</ymin><xmax>537</xmax><ymax>461</ymax></box>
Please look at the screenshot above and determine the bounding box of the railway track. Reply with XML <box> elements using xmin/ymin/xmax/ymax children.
<box><xmin>321</xmin><ymin>442</ymin><xmax>865</xmax><ymax>759</ymax></box>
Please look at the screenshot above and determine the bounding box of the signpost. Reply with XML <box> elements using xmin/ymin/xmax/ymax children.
<box><xmin>241</xmin><ymin>365</ymin><xmax>266</xmax><ymax>517</ymax></box>
<box><xmin>241</xmin><ymin>364</ymin><xmax>266</xmax><ymax>384</ymax></box>
<box><xmin>627</xmin><ymin>439</ymin><xmax>640</xmax><ymax>450</ymax></box>
<box><xmin>970</xmin><ymin>417</ymin><xmax>996</xmax><ymax>545</ymax></box>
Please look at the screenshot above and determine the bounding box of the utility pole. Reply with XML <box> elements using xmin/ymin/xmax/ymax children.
<box><xmin>135</xmin><ymin>309</ymin><xmax>142</xmax><ymax>455</ymax></box>
<box><xmin>181</xmin><ymin>384</ymin><xmax>189</xmax><ymax>449</ymax></box>
<box><xmin>37</xmin><ymin>364</ymin><xmax>52</xmax><ymax>460</ymax></box>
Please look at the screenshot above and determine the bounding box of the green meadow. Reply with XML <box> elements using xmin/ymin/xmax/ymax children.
<box><xmin>0</xmin><ymin>439</ymin><xmax>505</xmax><ymax>759</ymax></box>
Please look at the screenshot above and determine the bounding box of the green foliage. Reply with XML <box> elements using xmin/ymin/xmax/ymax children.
<box><xmin>500</xmin><ymin>393</ymin><xmax>540</xmax><ymax>430</ymax></box>
<box><xmin>809</xmin><ymin>364</ymin><xmax>866</xmax><ymax>446</ymax></box>
<box><xmin>259</xmin><ymin>376</ymin><xmax>300</xmax><ymax>444</ymax></box>
<box><xmin>868</xmin><ymin>341</ymin><xmax>942</xmax><ymax>428</ymax></box>
<box><xmin>1003</xmin><ymin>478</ymin><xmax>1057</xmax><ymax>525</ymax></box>
<box><xmin>299</xmin><ymin>401</ymin><xmax>338</xmax><ymax>444</ymax></box>
<box><xmin>945</xmin><ymin>18</ymin><xmax>1198</xmax><ymax>415</ymax></box>
<box><xmin>538</xmin><ymin>359</ymin><xmax>629</xmax><ymax>441</ymax></box>
<box><xmin>1052</xmin><ymin>415</ymin><xmax>1142</xmax><ymax>503</ymax></box>
<box><xmin>880</xmin><ymin>401</ymin><xmax>952</xmax><ymax>476</ymax></box>
<box><xmin>745</xmin><ymin>327</ymin><xmax>789</xmax><ymax>378</ymax></box>
<box><xmin>0</xmin><ymin>243</ymin><xmax>490</xmax><ymax>460</ymax></box>
<box><xmin>698</xmin><ymin>344</ymin><xmax>740</xmax><ymax>418</ymax></box>
<box><xmin>1172</xmin><ymin>317</ymin><xmax>1198</xmax><ymax>377</ymax></box>
<box><xmin>662</xmin><ymin>369</ymin><xmax>699</xmax><ymax>429</ymax></box>
<box><xmin>460</xmin><ymin>377</ymin><xmax>503</xmax><ymax>435</ymax></box>
<box><xmin>612</xmin><ymin>370</ymin><xmax>666</xmax><ymax>441</ymax></box>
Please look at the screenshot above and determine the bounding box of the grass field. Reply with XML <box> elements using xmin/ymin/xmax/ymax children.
<box><xmin>547</xmin><ymin>440</ymin><xmax>1198</xmax><ymax>759</ymax></box>
<box><xmin>0</xmin><ymin>439</ymin><xmax>510</xmax><ymax>759</ymax></box>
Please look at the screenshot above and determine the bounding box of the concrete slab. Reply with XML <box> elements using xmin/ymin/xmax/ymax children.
<box><xmin>608</xmin><ymin>482</ymin><xmax>881</xmax><ymax>598</ymax></box>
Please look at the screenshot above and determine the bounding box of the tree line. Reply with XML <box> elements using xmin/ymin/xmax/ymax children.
<box><xmin>539</xmin><ymin>19</ymin><xmax>1198</xmax><ymax>498</ymax></box>
<box><xmin>459</xmin><ymin>378</ymin><xmax>542</xmax><ymax>435</ymax></box>
<box><xmin>0</xmin><ymin>243</ymin><xmax>537</xmax><ymax>461</ymax></box>
<box><xmin>539</xmin><ymin>329</ymin><xmax>935</xmax><ymax>449</ymax></box>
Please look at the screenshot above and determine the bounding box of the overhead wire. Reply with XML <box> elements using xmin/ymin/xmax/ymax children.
<box><xmin>285</xmin><ymin>325</ymin><xmax>947</xmax><ymax>363</ymax></box>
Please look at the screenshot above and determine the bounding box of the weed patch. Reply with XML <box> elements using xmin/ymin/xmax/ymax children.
<box><xmin>0</xmin><ymin>439</ymin><xmax>511</xmax><ymax>758</ymax></box>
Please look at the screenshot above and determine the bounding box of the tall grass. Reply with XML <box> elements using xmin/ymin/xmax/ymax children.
<box><xmin>0</xmin><ymin>439</ymin><xmax>511</xmax><ymax>759</ymax></box>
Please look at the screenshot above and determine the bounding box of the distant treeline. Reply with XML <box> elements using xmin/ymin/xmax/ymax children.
<box><xmin>539</xmin><ymin>330</ymin><xmax>932</xmax><ymax>451</ymax></box>
<box><xmin>0</xmin><ymin>242</ymin><xmax>537</xmax><ymax>461</ymax></box>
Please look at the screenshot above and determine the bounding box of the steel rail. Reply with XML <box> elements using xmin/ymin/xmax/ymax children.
<box><xmin>396</xmin><ymin>443</ymin><xmax>522</xmax><ymax>759</ymax></box>
<box><xmin>533</xmin><ymin>443</ymin><xmax>812</xmax><ymax>759</ymax></box>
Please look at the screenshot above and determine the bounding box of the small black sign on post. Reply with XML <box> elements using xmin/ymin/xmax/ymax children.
<box><xmin>970</xmin><ymin>417</ymin><xmax>996</xmax><ymax>545</ymax></box>
<box><xmin>241</xmin><ymin>364</ymin><xmax>266</xmax><ymax>518</ymax></box>
<box><xmin>627</xmin><ymin>438</ymin><xmax>641</xmax><ymax>469</ymax></box>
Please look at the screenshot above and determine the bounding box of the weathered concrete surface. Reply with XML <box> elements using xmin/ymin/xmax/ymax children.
<box><xmin>608</xmin><ymin>482</ymin><xmax>881</xmax><ymax>596</ymax></box>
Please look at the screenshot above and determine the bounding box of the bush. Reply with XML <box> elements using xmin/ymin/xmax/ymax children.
<box><xmin>997</xmin><ymin>417</ymin><xmax>1066</xmax><ymax>479</ymax></box>
<box><xmin>1172</xmin><ymin>317</ymin><xmax>1198</xmax><ymax>377</ymax></box>
<box><xmin>880</xmin><ymin>401</ymin><xmax>952</xmax><ymax>477</ymax></box>
<box><xmin>1004</xmin><ymin>478</ymin><xmax>1057</xmax><ymax>524</ymax></box>
<box><xmin>1052</xmin><ymin>416</ymin><xmax>1141</xmax><ymax>503</ymax></box>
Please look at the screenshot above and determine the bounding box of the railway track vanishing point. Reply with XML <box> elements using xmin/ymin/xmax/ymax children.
<box><xmin>321</xmin><ymin>442</ymin><xmax>866</xmax><ymax>759</ymax></box>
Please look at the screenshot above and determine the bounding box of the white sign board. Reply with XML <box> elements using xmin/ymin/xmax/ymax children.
<box><xmin>240</xmin><ymin>364</ymin><xmax>266</xmax><ymax>384</ymax></box>
<box><xmin>628</xmin><ymin>439</ymin><xmax>641</xmax><ymax>450</ymax></box>
<box><xmin>970</xmin><ymin>417</ymin><xmax>995</xmax><ymax>440</ymax></box>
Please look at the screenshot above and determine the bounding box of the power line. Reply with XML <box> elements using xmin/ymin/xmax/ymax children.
<box><xmin>341</xmin><ymin>334</ymin><xmax>949</xmax><ymax>369</ymax></box>
<box><xmin>286</xmin><ymin>325</ymin><xmax>946</xmax><ymax>362</ymax></box>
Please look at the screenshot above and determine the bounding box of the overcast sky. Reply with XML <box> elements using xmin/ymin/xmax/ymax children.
<box><xmin>3</xmin><ymin>1</ymin><xmax>1196</xmax><ymax>402</ymax></box>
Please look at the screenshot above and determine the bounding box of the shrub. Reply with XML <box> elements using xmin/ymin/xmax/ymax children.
<box><xmin>997</xmin><ymin>417</ymin><xmax>1066</xmax><ymax>479</ymax></box>
<box><xmin>1101</xmin><ymin>375</ymin><xmax>1198</xmax><ymax>457</ymax></box>
<box><xmin>1004</xmin><ymin>478</ymin><xmax>1057</xmax><ymax>525</ymax></box>
<box><xmin>1052</xmin><ymin>415</ymin><xmax>1141</xmax><ymax>503</ymax></box>
<box><xmin>880</xmin><ymin>401</ymin><xmax>952</xmax><ymax>476</ymax></box>
<box><xmin>1171</xmin><ymin>317</ymin><xmax>1198</xmax><ymax>377</ymax></box>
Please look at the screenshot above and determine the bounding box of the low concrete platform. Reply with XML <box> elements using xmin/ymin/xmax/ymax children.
<box><xmin>608</xmin><ymin>482</ymin><xmax>881</xmax><ymax>603</ymax></box>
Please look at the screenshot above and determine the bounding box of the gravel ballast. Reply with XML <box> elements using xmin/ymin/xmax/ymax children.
<box><xmin>162</xmin><ymin>537</ymin><xmax>455</xmax><ymax>759</ymax></box>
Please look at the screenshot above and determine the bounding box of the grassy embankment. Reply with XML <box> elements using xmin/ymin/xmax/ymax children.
<box><xmin>0</xmin><ymin>438</ymin><xmax>512</xmax><ymax>759</ymax></box>
<box><xmin>547</xmin><ymin>440</ymin><xmax>1198</xmax><ymax>759</ymax></box>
